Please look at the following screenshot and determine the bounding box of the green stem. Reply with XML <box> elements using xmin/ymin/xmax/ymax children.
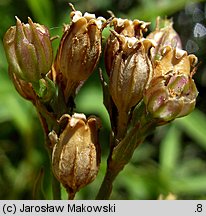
<box><xmin>116</xmin><ymin>110</ymin><xmax>129</xmax><ymax>141</ymax></box>
<box><xmin>96</xmin><ymin>139</ymin><xmax>143</xmax><ymax>199</ymax></box>
<box><xmin>36</xmin><ymin>104</ymin><xmax>62</xmax><ymax>200</ymax></box>
<box><xmin>52</xmin><ymin>174</ymin><xmax>61</xmax><ymax>200</ymax></box>
<box><xmin>46</xmin><ymin>137</ymin><xmax>61</xmax><ymax>200</ymax></box>
<box><xmin>96</xmin><ymin>164</ymin><xmax>119</xmax><ymax>200</ymax></box>
<box><xmin>96</xmin><ymin>116</ymin><xmax>157</xmax><ymax>199</ymax></box>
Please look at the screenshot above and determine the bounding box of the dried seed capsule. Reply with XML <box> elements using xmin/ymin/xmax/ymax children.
<box><xmin>105</xmin><ymin>18</ymin><xmax>150</xmax><ymax>75</ymax></box>
<box><xmin>144</xmin><ymin>46</ymin><xmax>198</xmax><ymax>122</ymax></box>
<box><xmin>107</xmin><ymin>31</ymin><xmax>154</xmax><ymax>113</ymax></box>
<box><xmin>53</xmin><ymin>8</ymin><xmax>106</xmax><ymax>101</ymax></box>
<box><xmin>105</xmin><ymin>23</ymin><xmax>154</xmax><ymax>138</ymax></box>
<box><xmin>51</xmin><ymin>113</ymin><xmax>101</xmax><ymax>195</ymax></box>
<box><xmin>3</xmin><ymin>17</ymin><xmax>53</xmax><ymax>82</ymax></box>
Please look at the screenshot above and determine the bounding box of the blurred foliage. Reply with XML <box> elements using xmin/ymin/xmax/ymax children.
<box><xmin>0</xmin><ymin>0</ymin><xmax>206</xmax><ymax>199</ymax></box>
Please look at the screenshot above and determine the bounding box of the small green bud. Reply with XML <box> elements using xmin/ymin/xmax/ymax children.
<box><xmin>32</xmin><ymin>77</ymin><xmax>56</xmax><ymax>103</ymax></box>
<box><xmin>3</xmin><ymin>17</ymin><xmax>53</xmax><ymax>82</ymax></box>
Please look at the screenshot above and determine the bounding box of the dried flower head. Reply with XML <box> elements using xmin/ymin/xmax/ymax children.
<box><xmin>144</xmin><ymin>46</ymin><xmax>198</xmax><ymax>122</ymax></box>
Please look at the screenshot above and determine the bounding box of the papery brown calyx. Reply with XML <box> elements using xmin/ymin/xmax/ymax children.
<box><xmin>53</xmin><ymin>7</ymin><xmax>106</xmax><ymax>102</ymax></box>
<box><xmin>107</xmin><ymin>31</ymin><xmax>154</xmax><ymax>114</ymax></box>
<box><xmin>51</xmin><ymin>113</ymin><xmax>101</xmax><ymax>195</ymax></box>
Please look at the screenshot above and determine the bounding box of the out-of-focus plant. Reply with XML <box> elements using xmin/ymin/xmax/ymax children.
<box><xmin>2</xmin><ymin>2</ymin><xmax>200</xmax><ymax>200</ymax></box>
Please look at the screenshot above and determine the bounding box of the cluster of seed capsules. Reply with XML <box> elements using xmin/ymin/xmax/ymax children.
<box><xmin>3</xmin><ymin>5</ymin><xmax>198</xmax><ymax>197</ymax></box>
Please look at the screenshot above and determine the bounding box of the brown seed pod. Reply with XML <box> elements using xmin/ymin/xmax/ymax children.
<box><xmin>107</xmin><ymin>31</ymin><xmax>154</xmax><ymax>113</ymax></box>
<box><xmin>53</xmin><ymin>8</ymin><xmax>106</xmax><ymax>101</ymax></box>
<box><xmin>50</xmin><ymin>113</ymin><xmax>101</xmax><ymax>196</ymax></box>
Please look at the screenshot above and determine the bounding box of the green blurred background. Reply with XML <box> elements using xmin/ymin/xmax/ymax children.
<box><xmin>1</xmin><ymin>0</ymin><xmax>206</xmax><ymax>200</ymax></box>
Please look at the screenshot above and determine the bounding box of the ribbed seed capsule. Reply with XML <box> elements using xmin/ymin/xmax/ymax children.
<box><xmin>50</xmin><ymin>113</ymin><xmax>101</xmax><ymax>195</ymax></box>
<box><xmin>107</xmin><ymin>31</ymin><xmax>154</xmax><ymax>113</ymax></box>
<box><xmin>53</xmin><ymin>8</ymin><xmax>106</xmax><ymax>101</ymax></box>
